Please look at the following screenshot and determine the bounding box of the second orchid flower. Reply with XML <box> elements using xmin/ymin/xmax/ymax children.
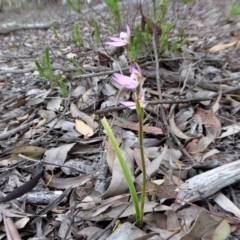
<box><xmin>106</xmin><ymin>25</ymin><xmax>131</xmax><ymax>47</ymax></box>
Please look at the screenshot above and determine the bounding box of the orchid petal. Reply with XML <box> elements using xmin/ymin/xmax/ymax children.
<box><xmin>106</xmin><ymin>25</ymin><xmax>130</xmax><ymax>47</ymax></box>
<box><xmin>140</xmin><ymin>87</ymin><xmax>145</xmax><ymax>97</ymax></box>
<box><xmin>126</xmin><ymin>25</ymin><xmax>131</xmax><ymax>38</ymax></box>
<box><xmin>130</xmin><ymin>66</ymin><xmax>140</xmax><ymax>75</ymax></box>
<box><xmin>106</xmin><ymin>42</ymin><xmax>128</xmax><ymax>47</ymax></box>
<box><xmin>113</xmin><ymin>73</ymin><xmax>132</xmax><ymax>84</ymax></box>
<box><xmin>108</xmin><ymin>37</ymin><xmax>125</xmax><ymax>42</ymax></box>
<box><xmin>119</xmin><ymin>101</ymin><xmax>136</xmax><ymax>109</ymax></box>
<box><xmin>113</xmin><ymin>73</ymin><xmax>138</xmax><ymax>89</ymax></box>
<box><xmin>136</xmin><ymin>63</ymin><xmax>142</xmax><ymax>76</ymax></box>
<box><xmin>140</xmin><ymin>101</ymin><xmax>147</xmax><ymax>108</ymax></box>
<box><xmin>120</xmin><ymin>32</ymin><xmax>128</xmax><ymax>39</ymax></box>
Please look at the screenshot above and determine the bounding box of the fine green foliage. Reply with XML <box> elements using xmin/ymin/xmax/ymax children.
<box><xmin>71</xmin><ymin>58</ymin><xmax>82</xmax><ymax>74</ymax></box>
<box><xmin>171</xmin><ymin>28</ymin><xmax>187</xmax><ymax>52</ymax></box>
<box><xmin>93</xmin><ymin>20</ymin><xmax>100</xmax><ymax>47</ymax></box>
<box><xmin>152</xmin><ymin>0</ymin><xmax>157</xmax><ymax>17</ymax></box>
<box><xmin>160</xmin><ymin>21</ymin><xmax>175</xmax><ymax>54</ymax></box>
<box><xmin>129</xmin><ymin>24</ymin><xmax>141</xmax><ymax>62</ymax></box>
<box><xmin>101</xmin><ymin>118</ymin><xmax>141</xmax><ymax>226</ymax></box>
<box><xmin>182</xmin><ymin>0</ymin><xmax>196</xmax><ymax>4</ymax></box>
<box><xmin>71</xmin><ymin>22</ymin><xmax>83</xmax><ymax>46</ymax></box>
<box><xmin>52</xmin><ymin>27</ymin><xmax>60</xmax><ymax>40</ymax></box>
<box><xmin>104</xmin><ymin>0</ymin><xmax>121</xmax><ymax>29</ymax></box>
<box><xmin>143</xmin><ymin>24</ymin><xmax>151</xmax><ymax>44</ymax></box>
<box><xmin>128</xmin><ymin>24</ymin><xmax>152</xmax><ymax>61</ymax></box>
<box><xmin>158</xmin><ymin>0</ymin><xmax>168</xmax><ymax>25</ymax></box>
<box><xmin>35</xmin><ymin>46</ymin><xmax>68</xmax><ymax>97</ymax></box>
<box><xmin>67</xmin><ymin>0</ymin><xmax>81</xmax><ymax>13</ymax></box>
<box><xmin>230</xmin><ymin>4</ymin><xmax>240</xmax><ymax>16</ymax></box>
<box><xmin>157</xmin><ymin>0</ymin><xmax>187</xmax><ymax>54</ymax></box>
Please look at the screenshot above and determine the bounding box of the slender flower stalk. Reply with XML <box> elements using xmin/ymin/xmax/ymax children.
<box><xmin>112</xmin><ymin>62</ymin><xmax>147</xmax><ymax>227</ymax></box>
<box><xmin>135</xmin><ymin>85</ymin><xmax>146</xmax><ymax>228</ymax></box>
<box><xmin>104</xmin><ymin>26</ymin><xmax>147</xmax><ymax>228</ymax></box>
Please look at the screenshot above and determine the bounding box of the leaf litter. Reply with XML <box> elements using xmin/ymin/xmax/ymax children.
<box><xmin>1</xmin><ymin>0</ymin><xmax>240</xmax><ymax>239</ymax></box>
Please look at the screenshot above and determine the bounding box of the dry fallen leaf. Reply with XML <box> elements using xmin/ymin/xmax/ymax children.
<box><xmin>136</xmin><ymin>145</ymin><xmax>167</xmax><ymax>184</ymax></box>
<box><xmin>102</xmin><ymin>145</ymin><xmax>134</xmax><ymax>199</ymax></box>
<box><xmin>11</xmin><ymin>146</ymin><xmax>46</xmax><ymax>160</ymax></box>
<box><xmin>133</xmin><ymin>148</ymin><xmax>151</xmax><ymax>172</ymax></box>
<box><xmin>105</xmin><ymin>139</ymin><xmax>121</xmax><ymax>172</ymax></box>
<box><xmin>214</xmin><ymin>193</ymin><xmax>240</xmax><ymax>219</ymax></box>
<box><xmin>186</xmin><ymin>135</ymin><xmax>215</xmax><ymax>154</ymax></box>
<box><xmin>71</xmin><ymin>103</ymin><xmax>98</xmax><ymax>130</ymax></box>
<box><xmin>107</xmin><ymin>222</ymin><xmax>145</xmax><ymax>240</ymax></box>
<box><xmin>219</xmin><ymin>124</ymin><xmax>240</xmax><ymax>138</ymax></box>
<box><xmin>181</xmin><ymin>211</ymin><xmax>218</xmax><ymax>240</ymax></box>
<box><xmin>43</xmin><ymin>143</ymin><xmax>76</xmax><ymax>170</ymax></box>
<box><xmin>92</xmin><ymin>194</ymin><xmax>129</xmax><ymax>217</ymax></box>
<box><xmin>114</xmin><ymin>119</ymin><xmax>163</xmax><ymax>135</ymax></box>
<box><xmin>195</xmin><ymin>108</ymin><xmax>221</xmax><ymax>138</ymax></box>
<box><xmin>43</xmin><ymin>171</ymin><xmax>93</xmax><ymax>189</ymax></box>
<box><xmin>3</xmin><ymin>215</ymin><xmax>21</xmax><ymax>240</ymax></box>
<box><xmin>212</xmin><ymin>219</ymin><xmax>231</xmax><ymax>240</ymax></box>
<box><xmin>77</xmin><ymin>88</ymin><xmax>92</xmax><ymax>109</ymax></box>
<box><xmin>16</xmin><ymin>113</ymin><xmax>29</xmax><ymax>121</ymax></box>
<box><xmin>47</xmin><ymin>98</ymin><xmax>63</xmax><ymax>111</ymax></box>
<box><xmin>75</xmin><ymin>119</ymin><xmax>94</xmax><ymax>138</ymax></box>
<box><xmin>167</xmin><ymin>210</ymin><xmax>181</xmax><ymax>232</ymax></box>
<box><xmin>209</xmin><ymin>41</ymin><xmax>237</xmax><ymax>52</ymax></box>
<box><xmin>66</xmin><ymin>52</ymin><xmax>77</xmax><ymax>59</ymax></box>
<box><xmin>38</xmin><ymin>109</ymin><xmax>56</xmax><ymax>123</ymax></box>
<box><xmin>169</xmin><ymin>107</ymin><xmax>191</xmax><ymax>140</ymax></box>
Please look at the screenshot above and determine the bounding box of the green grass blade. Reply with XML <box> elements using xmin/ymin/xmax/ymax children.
<box><xmin>101</xmin><ymin>117</ymin><xmax>141</xmax><ymax>226</ymax></box>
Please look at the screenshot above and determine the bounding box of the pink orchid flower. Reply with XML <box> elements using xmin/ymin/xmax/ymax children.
<box><xmin>119</xmin><ymin>88</ymin><xmax>147</xmax><ymax>109</ymax></box>
<box><xmin>130</xmin><ymin>63</ymin><xmax>144</xmax><ymax>86</ymax></box>
<box><xmin>113</xmin><ymin>72</ymin><xmax>138</xmax><ymax>89</ymax></box>
<box><xmin>130</xmin><ymin>63</ymin><xmax>142</xmax><ymax>76</ymax></box>
<box><xmin>106</xmin><ymin>25</ymin><xmax>131</xmax><ymax>47</ymax></box>
<box><xmin>113</xmin><ymin>64</ymin><xmax>144</xmax><ymax>90</ymax></box>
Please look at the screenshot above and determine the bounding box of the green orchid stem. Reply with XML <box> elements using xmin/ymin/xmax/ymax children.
<box><xmin>135</xmin><ymin>86</ymin><xmax>146</xmax><ymax>228</ymax></box>
<box><xmin>126</xmin><ymin>45</ymin><xmax>133</xmax><ymax>68</ymax></box>
<box><xmin>101</xmin><ymin>117</ymin><xmax>141</xmax><ymax>227</ymax></box>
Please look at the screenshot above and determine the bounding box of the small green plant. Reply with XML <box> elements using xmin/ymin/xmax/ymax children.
<box><xmin>106</xmin><ymin>26</ymin><xmax>147</xmax><ymax>228</ymax></box>
<box><xmin>143</xmin><ymin>24</ymin><xmax>151</xmax><ymax>44</ymax></box>
<box><xmin>171</xmin><ymin>38</ymin><xmax>187</xmax><ymax>52</ymax></box>
<box><xmin>230</xmin><ymin>4</ymin><xmax>240</xmax><ymax>16</ymax></box>
<box><xmin>171</xmin><ymin>28</ymin><xmax>187</xmax><ymax>52</ymax></box>
<box><xmin>104</xmin><ymin>0</ymin><xmax>121</xmax><ymax>29</ymax></box>
<box><xmin>129</xmin><ymin>24</ymin><xmax>141</xmax><ymax>62</ymax></box>
<box><xmin>160</xmin><ymin>21</ymin><xmax>175</xmax><ymax>54</ymax></box>
<box><xmin>67</xmin><ymin>0</ymin><xmax>81</xmax><ymax>13</ymax></box>
<box><xmin>35</xmin><ymin>46</ymin><xmax>68</xmax><ymax>97</ymax></box>
<box><xmin>158</xmin><ymin>0</ymin><xmax>168</xmax><ymax>25</ymax></box>
<box><xmin>71</xmin><ymin>58</ymin><xmax>82</xmax><ymax>74</ymax></box>
<box><xmin>71</xmin><ymin>22</ymin><xmax>83</xmax><ymax>46</ymax></box>
<box><xmin>156</xmin><ymin>0</ymin><xmax>187</xmax><ymax>54</ymax></box>
<box><xmin>52</xmin><ymin>27</ymin><xmax>60</xmax><ymax>40</ymax></box>
<box><xmin>93</xmin><ymin>20</ymin><xmax>100</xmax><ymax>47</ymax></box>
